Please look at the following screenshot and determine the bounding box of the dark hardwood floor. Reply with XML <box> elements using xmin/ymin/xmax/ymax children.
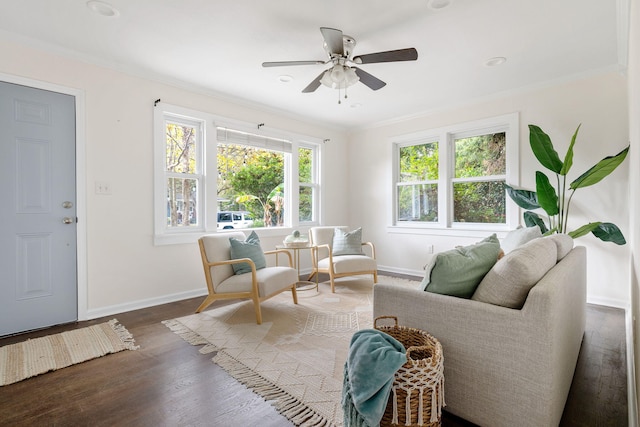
<box><xmin>0</xmin><ymin>279</ymin><xmax>628</xmax><ymax>427</ymax></box>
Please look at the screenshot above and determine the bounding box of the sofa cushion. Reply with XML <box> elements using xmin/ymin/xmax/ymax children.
<box><xmin>472</xmin><ymin>237</ymin><xmax>558</xmax><ymax>309</ymax></box>
<box><xmin>421</xmin><ymin>234</ymin><xmax>501</xmax><ymax>298</ymax></box>
<box><xmin>332</xmin><ymin>227</ymin><xmax>364</xmax><ymax>256</ymax></box>
<box><xmin>229</xmin><ymin>231</ymin><xmax>267</xmax><ymax>275</ymax></box>
<box><xmin>545</xmin><ymin>233</ymin><xmax>574</xmax><ymax>261</ymax></box>
<box><xmin>501</xmin><ymin>225</ymin><xmax>542</xmax><ymax>253</ymax></box>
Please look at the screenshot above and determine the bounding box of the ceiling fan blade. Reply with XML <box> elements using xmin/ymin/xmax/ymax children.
<box><xmin>353</xmin><ymin>48</ymin><xmax>418</xmax><ymax>64</ymax></box>
<box><xmin>302</xmin><ymin>71</ymin><xmax>326</xmax><ymax>93</ymax></box>
<box><xmin>262</xmin><ymin>60</ymin><xmax>325</xmax><ymax>67</ymax></box>
<box><xmin>320</xmin><ymin>27</ymin><xmax>344</xmax><ymax>56</ymax></box>
<box><xmin>353</xmin><ymin>67</ymin><xmax>386</xmax><ymax>91</ymax></box>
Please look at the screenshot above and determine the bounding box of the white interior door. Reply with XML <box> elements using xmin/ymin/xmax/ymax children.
<box><xmin>0</xmin><ymin>81</ymin><xmax>77</xmax><ymax>336</ymax></box>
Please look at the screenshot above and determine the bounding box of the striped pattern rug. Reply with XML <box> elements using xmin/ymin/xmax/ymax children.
<box><xmin>0</xmin><ymin>319</ymin><xmax>138</xmax><ymax>386</ymax></box>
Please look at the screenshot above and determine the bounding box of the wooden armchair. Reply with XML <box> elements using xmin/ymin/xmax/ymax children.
<box><xmin>308</xmin><ymin>226</ymin><xmax>377</xmax><ymax>293</ymax></box>
<box><xmin>197</xmin><ymin>232</ymin><xmax>298</xmax><ymax>324</ymax></box>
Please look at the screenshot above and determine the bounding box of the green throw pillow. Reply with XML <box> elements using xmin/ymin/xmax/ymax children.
<box><xmin>332</xmin><ymin>227</ymin><xmax>364</xmax><ymax>256</ymax></box>
<box><xmin>229</xmin><ymin>231</ymin><xmax>267</xmax><ymax>275</ymax></box>
<box><xmin>422</xmin><ymin>234</ymin><xmax>501</xmax><ymax>298</ymax></box>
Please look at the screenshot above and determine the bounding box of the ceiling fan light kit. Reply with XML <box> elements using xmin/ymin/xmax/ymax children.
<box><xmin>263</xmin><ymin>27</ymin><xmax>418</xmax><ymax>103</ymax></box>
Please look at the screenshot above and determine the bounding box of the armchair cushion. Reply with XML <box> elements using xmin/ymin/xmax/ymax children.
<box><xmin>217</xmin><ymin>266</ymin><xmax>298</xmax><ymax>295</ymax></box>
<box><xmin>318</xmin><ymin>254</ymin><xmax>377</xmax><ymax>275</ymax></box>
<box><xmin>332</xmin><ymin>227</ymin><xmax>364</xmax><ymax>256</ymax></box>
<box><xmin>229</xmin><ymin>231</ymin><xmax>266</xmax><ymax>275</ymax></box>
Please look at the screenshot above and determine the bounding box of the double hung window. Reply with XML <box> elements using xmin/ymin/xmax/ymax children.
<box><xmin>393</xmin><ymin>113</ymin><xmax>519</xmax><ymax>231</ymax></box>
<box><xmin>154</xmin><ymin>103</ymin><xmax>321</xmax><ymax>244</ymax></box>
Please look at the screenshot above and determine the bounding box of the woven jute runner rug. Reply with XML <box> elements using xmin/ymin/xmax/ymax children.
<box><xmin>163</xmin><ymin>276</ymin><xmax>419</xmax><ymax>427</ymax></box>
<box><xmin>0</xmin><ymin>319</ymin><xmax>138</xmax><ymax>386</ymax></box>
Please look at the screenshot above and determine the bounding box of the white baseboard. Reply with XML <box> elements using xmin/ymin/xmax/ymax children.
<box><xmin>377</xmin><ymin>264</ymin><xmax>423</xmax><ymax>278</ymax></box>
<box><xmin>587</xmin><ymin>296</ymin><xmax>629</xmax><ymax>309</ymax></box>
<box><xmin>86</xmin><ymin>288</ymin><xmax>208</xmax><ymax>320</ymax></box>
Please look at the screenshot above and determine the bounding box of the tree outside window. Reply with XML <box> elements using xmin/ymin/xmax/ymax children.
<box><xmin>165</xmin><ymin>121</ymin><xmax>200</xmax><ymax>228</ymax></box>
<box><xmin>299</xmin><ymin>146</ymin><xmax>314</xmax><ymax>222</ymax></box>
<box><xmin>453</xmin><ymin>132</ymin><xmax>506</xmax><ymax>223</ymax></box>
<box><xmin>217</xmin><ymin>143</ymin><xmax>286</xmax><ymax>227</ymax></box>
<box><xmin>397</xmin><ymin>142</ymin><xmax>439</xmax><ymax>222</ymax></box>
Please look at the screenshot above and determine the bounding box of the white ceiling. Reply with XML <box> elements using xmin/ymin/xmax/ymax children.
<box><xmin>0</xmin><ymin>0</ymin><xmax>626</xmax><ymax>130</ymax></box>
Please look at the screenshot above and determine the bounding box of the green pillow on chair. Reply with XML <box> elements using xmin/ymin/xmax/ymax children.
<box><xmin>332</xmin><ymin>227</ymin><xmax>364</xmax><ymax>256</ymax></box>
<box><xmin>229</xmin><ymin>231</ymin><xmax>267</xmax><ymax>275</ymax></box>
<box><xmin>421</xmin><ymin>234</ymin><xmax>501</xmax><ymax>298</ymax></box>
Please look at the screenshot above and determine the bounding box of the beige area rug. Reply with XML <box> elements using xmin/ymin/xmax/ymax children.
<box><xmin>0</xmin><ymin>319</ymin><xmax>139</xmax><ymax>386</ymax></box>
<box><xmin>163</xmin><ymin>275</ymin><xmax>420</xmax><ymax>427</ymax></box>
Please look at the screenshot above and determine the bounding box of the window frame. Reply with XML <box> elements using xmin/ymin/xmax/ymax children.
<box><xmin>391</xmin><ymin>113</ymin><xmax>519</xmax><ymax>234</ymax></box>
<box><xmin>153</xmin><ymin>103</ymin><xmax>322</xmax><ymax>245</ymax></box>
<box><xmin>297</xmin><ymin>141</ymin><xmax>320</xmax><ymax>224</ymax></box>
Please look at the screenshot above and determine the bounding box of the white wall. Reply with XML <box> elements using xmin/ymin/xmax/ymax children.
<box><xmin>0</xmin><ymin>38</ymin><xmax>349</xmax><ymax>317</ymax></box>
<box><xmin>0</xmin><ymin>35</ymin><xmax>631</xmax><ymax>315</ymax></box>
<box><xmin>348</xmin><ymin>71</ymin><xmax>630</xmax><ymax>307</ymax></box>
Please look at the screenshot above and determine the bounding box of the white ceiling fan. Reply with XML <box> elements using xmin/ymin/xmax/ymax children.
<box><xmin>262</xmin><ymin>27</ymin><xmax>418</xmax><ymax>98</ymax></box>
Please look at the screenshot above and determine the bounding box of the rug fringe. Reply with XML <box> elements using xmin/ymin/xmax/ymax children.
<box><xmin>108</xmin><ymin>319</ymin><xmax>139</xmax><ymax>350</ymax></box>
<box><xmin>214</xmin><ymin>351</ymin><xmax>336</xmax><ymax>427</ymax></box>
<box><xmin>162</xmin><ymin>319</ymin><xmax>212</xmax><ymax>348</ymax></box>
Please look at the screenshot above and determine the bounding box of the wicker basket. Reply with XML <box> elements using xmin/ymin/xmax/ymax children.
<box><xmin>374</xmin><ymin>316</ymin><xmax>445</xmax><ymax>427</ymax></box>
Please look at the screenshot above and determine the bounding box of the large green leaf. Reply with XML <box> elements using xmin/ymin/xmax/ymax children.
<box><xmin>592</xmin><ymin>222</ymin><xmax>626</xmax><ymax>245</ymax></box>
<box><xmin>529</xmin><ymin>124</ymin><xmax>563</xmax><ymax>173</ymax></box>
<box><xmin>570</xmin><ymin>145</ymin><xmax>630</xmax><ymax>190</ymax></box>
<box><xmin>560</xmin><ymin>124</ymin><xmax>580</xmax><ymax>176</ymax></box>
<box><xmin>523</xmin><ymin>211</ymin><xmax>548</xmax><ymax>234</ymax></box>
<box><xmin>568</xmin><ymin>222</ymin><xmax>601</xmax><ymax>239</ymax></box>
<box><xmin>505</xmin><ymin>184</ymin><xmax>540</xmax><ymax>210</ymax></box>
<box><xmin>535</xmin><ymin>171</ymin><xmax>559</xmax><ymax>215</ymax></box>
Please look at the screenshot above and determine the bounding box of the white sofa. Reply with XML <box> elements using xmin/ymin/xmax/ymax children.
<box><xmin>373</xmin><ymin>245</ymin><xmax>586</xmax><ymax>427</ymax></box>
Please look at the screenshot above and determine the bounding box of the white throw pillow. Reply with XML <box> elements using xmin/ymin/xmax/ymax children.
<box><xmin>501</xmin><ymin>226</ymin><xmax>542</xmax><ymax>253</ymax></box>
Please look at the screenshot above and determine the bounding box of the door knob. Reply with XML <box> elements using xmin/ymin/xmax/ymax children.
<box><xmin>62</xmin><ymin>217</ymin><xmax>75</xmax><ymax>224</ymax></box>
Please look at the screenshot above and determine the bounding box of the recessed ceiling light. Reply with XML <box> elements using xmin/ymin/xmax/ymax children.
<box><xmin>278</xmin><ymin>75</ymin><xmax>293</xmax><ymax>83</ymax></box>
<box><xmin>427</xmin><ymin>0</ymin><xmax>452</xmax><ymax>10</ymax></box>
<box><xmin>350</xmin><ymin>103</ymin><xmax>362</xmax><ymax>109</ymax></box>
<box><xmin>485</xmin><ymin>56</ymin><xmax>507</xmax><ymax>67</ymax></box>
<box><xmin>87</xmin><ymin>1</ymin><xmax>120</xmax><ymax>17</ymax></box>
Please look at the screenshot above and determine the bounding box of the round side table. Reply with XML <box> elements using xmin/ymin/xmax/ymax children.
<box><xmin>276</xmin><ymin>243</ymin><xmax>318</xmax><ymax>292</ymax></box>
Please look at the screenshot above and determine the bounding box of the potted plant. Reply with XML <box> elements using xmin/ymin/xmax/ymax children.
<box><xmin>506</xmin><ymin>124</ymin><xmax>629</xmax><ymax>244</ymax></box>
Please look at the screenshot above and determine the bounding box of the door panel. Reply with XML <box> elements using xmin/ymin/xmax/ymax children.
<box><xmin>0</xmin><ymin>81</ymin><xmax>77</xmax><ymax>336</ymax></box>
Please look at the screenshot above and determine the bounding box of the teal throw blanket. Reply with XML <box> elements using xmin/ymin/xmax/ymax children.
<box><xmin>342</xmin><ymin>329</ymin><xmax>407</xmax><ymax>427</ymax></box>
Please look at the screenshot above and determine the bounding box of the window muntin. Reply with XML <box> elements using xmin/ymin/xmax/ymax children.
<box><xmin>392</xmin><ymin>114</ymin><xmax>518</xmax><ymax>231</ymax></box>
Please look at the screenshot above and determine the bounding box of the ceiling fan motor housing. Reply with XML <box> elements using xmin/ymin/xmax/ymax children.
<box><xmin>324</xmin><ymin>35</ymin><xmax>356</xmax><ymax>60</ymax></box>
